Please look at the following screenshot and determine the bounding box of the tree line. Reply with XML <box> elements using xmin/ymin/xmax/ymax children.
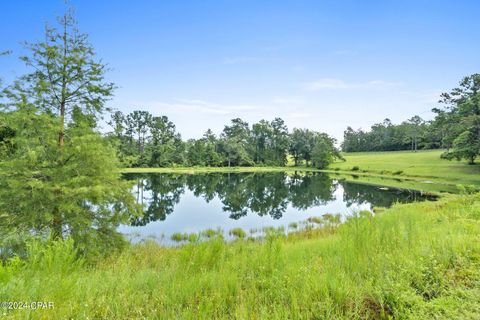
<box><xmin>342</xmin><ymin>73</ymin><xmax>480</xmax><ymax>164</ymax></box>
<box><xmin>107</xmin><ymin>112</ymin><xmax>343</xmax><ymax>169</ymax></box>
<box><xmin>342</xmin><ymin>116</ymin><xmax>438</xmax><ymax>152</ymax></box>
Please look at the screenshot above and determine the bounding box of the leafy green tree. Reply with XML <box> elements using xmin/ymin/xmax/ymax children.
<box><xmin>404</xmin><ymin>115</ymin><xmax>424</xmax><ymax>152</ymax></box>
<box><xmin>430</xmin><ymin>108</ymin><xmax>456</xmax><ymax>149</ymax></box>
<box><xmin>106</xmin><ymin>111</ymin><xmax>139</xmax><ymax>166</ymax></box>
<box><xmin>109</xmin><ymin>111</ymin><xmax>184</xmax><ymax>167</ymax></box>
<box><xmin>270</xmin><ymin>117</ymin><xmax>289</xmax><ymax>165</ymax></box>
<box><xmin>311</xmin><ymin>133</ymin><xmax>343</xmax><ymax>169</ymax></box>
<box><xmin>202</xmin><ymin>129</ymin><xmax>222</xmax><ymax>166</ymax></box>
<box><xmin>436</xmin><ymin>74</ymin><xmax>480</xmax><ymax>164</ymax></box>
<box><xmin>443</xmin><ymin>129</ymin><xmax>479</xmax><ymax>164</ymax></box>
<box><xmin>289</xmin><ymin>128</ymin><xmax>315</xmax><ymax>166</ymax></box>
<box><xmin>185</xmin><ymin>130</ymin><xmax>221</xmax><ymax>167</ymax></box>
<box><xmin>110</xmin><ymin>111</ymin><xmax>126</xmax><ymax>138</ymax></box>
<box><xmin>289</xmin><ymin>128</ymin><xmax>304</xmax><ymax>166</ymax></box>
<box><xmin>301</xmin><ymin>130</ymin><xmax>316</xmax><ymax>166</ymax></box>
<box><xmin>8</xmin><ymin>11</ymin><xmax>115</xmax><ymax>147</ymax></box>
<box><xmin>220</xmin><ymin>118</ymin><xmax>253</xmax><ymax>166</ymax></box>
<box><xmin>244</xmin><ymin>118</ymin><xmax>289</xmax><ymax>166</ymax></box>
<box><xmin>370</xmin><ymin>119</ymin><xmax>393</xmax><ymax>151</ymax></box>
<box><xmin>148</xmin><ymin>115</ymin><xmax>180</xmax><ymax>167</ymax></box>
<box><xmin>219</xmin><ymin>137</ymin><xmax>253</xmax><ymax>167</ymax></box>
<box><xmin>342</xmin><ymin>126</ymin><xmax>364</xmax><ymax>152</ymax></box>
<box><xmin>127</xmin><ymin>111</ymin><xmax>152</xmax><ymax>166</ymax></box>
<box><xmin>0</xmin><ymin>114</ymin><xmax>15</xmax><ymax>158</ymax></box>
<box><xmin>0</xmin><ymin>11</ymin><xmax>139</xmax><ymax>256</ymax></box>
<box><xmin>311</xmin><ymin>137</ymin><xmax>334</xmax><ymax>169</ymax></box>
<box><xmin>251</xmin><ymin>120</ymin><xmax>272</xmax><ymax>164</ymax></box>
<box><xmin>185</xmin><ymin>138</ymin><xmax>206</xmax><ymax>166</ymax></box>
<box><xmin>0</xmin><ymin>105</ymin><xmax>139</xmax><ymax>256</ymax></box>
<box><xmin>342</xmin><ymin>117</ymin><xmax>434</xmax><ymax>152</ymax></box>
<box><xmin>421</xmin><ymin>121</ymin><xmax>443</xmax><ymax>150</ymax></box>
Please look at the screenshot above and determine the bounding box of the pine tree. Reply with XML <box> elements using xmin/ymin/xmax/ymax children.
<box><xmin>0</xmin><ymin>10</ymin><xmax>140</xmax><ymax>257</ymax></box>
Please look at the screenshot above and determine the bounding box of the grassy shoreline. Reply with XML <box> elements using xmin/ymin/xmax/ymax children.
<box><xmin>2</xmin><ymin>193</ymin><xmax>479</xmax><ymax>319</ymax></box>
<box><xmin>2</xmin><ymin>150</ymin><xmax>479</xmax><ymax>319</ymax></box>
<box><xmin>120</xmin><ymin>150</ymin><xmax>479</xmax><ymax>193</ymax></box>
<box><xmin>120</xmin><ymin>166</ymin><xmax>319</xmax><ymax>174</ymax></box>
<box><xmin>121</xmin><ymin>166</ymin><xmax>456</xmax><ymax>194</ymax></box>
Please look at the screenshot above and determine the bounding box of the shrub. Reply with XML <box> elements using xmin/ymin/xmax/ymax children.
<box><xmin>457</xmin><ymin>184</ymin><xmax>479</xmax><ymax>194</ymax></box>
<box><xmin>201</xmin><ymin>228</ymin><xmax>220</xmax><ymax>239</ymax></box>
<box><xmin>25</xmin><ymin>239</ymin><xmax>84</xmax><ymax>274</ymax></box>
<box><xmin>229</xmin><ymin>228</ymin><xmax>246</xmax><ymax>239</ymax></box>
<box><xmin>187</xmin><ymin>233</ymin><xmax>200</xmax><ymax>243</ymax></box>
<box><xmin>171</xmin><ymin>233</ymin><xmax>186</xmax><ymax>242</ymax></box>
<box><xmin>307</xmin><ymin>216</ymin><xmax>323</xmax><ymax>225</ymax></box>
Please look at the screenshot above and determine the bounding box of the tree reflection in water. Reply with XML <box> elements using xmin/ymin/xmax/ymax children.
<box><xmin>123</xmin><ymin>172</ymin><xmax>436</xmax><ymax>226</ymax></box>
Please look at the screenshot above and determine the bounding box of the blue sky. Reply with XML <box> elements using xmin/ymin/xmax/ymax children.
<box><xmin>1</xmin><ymin>0</ymin><xmax>479</xmax><ymax>140</ymax></box>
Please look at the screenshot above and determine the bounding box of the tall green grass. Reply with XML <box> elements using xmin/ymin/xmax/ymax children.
<box><xmin>1</xmin><ymin>194</ymin><xmax>479</xmax><ymax>319</ymax></box>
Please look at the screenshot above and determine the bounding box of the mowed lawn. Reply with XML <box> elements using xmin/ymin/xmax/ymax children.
<box><xmin>330</xmin><ymin>150</ymin><xmax>480</xmax><ymax>186</ymax></box>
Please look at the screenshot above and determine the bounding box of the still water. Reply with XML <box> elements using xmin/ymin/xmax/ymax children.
<box><xmin>119</xmin><ymin>172</ymin><xmax>434</xmax><ymax>243</ymax></box>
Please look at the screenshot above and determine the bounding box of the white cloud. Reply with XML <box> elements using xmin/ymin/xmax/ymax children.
<box><xmin>303</xmin><ymin>78</ymin><xmax>403</xmax><ymax>91</ymax></box>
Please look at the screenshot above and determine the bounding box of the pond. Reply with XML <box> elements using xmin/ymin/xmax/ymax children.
<box><xmin>119</xmin><ymin>172</ymin><xmax>435</xmax><ymax>244</ymax></box>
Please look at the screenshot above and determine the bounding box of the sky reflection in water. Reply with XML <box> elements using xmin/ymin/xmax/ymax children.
<box><xmin>119</xmin><ymin>172</ymin><xmax>434</xmax><ymax>243</ymax></box>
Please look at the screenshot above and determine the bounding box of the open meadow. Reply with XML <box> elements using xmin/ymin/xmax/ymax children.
<box><xmin>330</xmin><ymin>150</ymin><xmax>480</xmax><ymax>186</ymax></box>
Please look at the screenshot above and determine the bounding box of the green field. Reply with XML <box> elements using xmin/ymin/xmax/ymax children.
<box><xmin>330</xmin><ymin>150</ymin><xmax>480</xmax><ymax>186</ymax></box>
<box><xmin>2</xmin><ymin>194</ymin><xmax>479</xmax><ymax>319</ymax></box>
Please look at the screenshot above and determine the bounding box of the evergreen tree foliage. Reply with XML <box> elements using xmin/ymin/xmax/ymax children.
<box><xmin>0</xmin><ymin>11</ymin><xmax>139</xmax><ymax>258</ymax></box>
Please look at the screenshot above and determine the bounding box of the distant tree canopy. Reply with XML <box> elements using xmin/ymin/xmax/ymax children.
<box><xmin>108</xmin><ymin>112</ymin><xmax>342</xmax><ymax>169</ymax></box>
<box><xmin>341</xmin><ymin>73</ymin><xmax>480</xmax><ymax>164</ymax></box>
<box><xmin>341</xmin><ymin>117</ymin><xmax>440</xmax><ymax>153</ymax></box>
